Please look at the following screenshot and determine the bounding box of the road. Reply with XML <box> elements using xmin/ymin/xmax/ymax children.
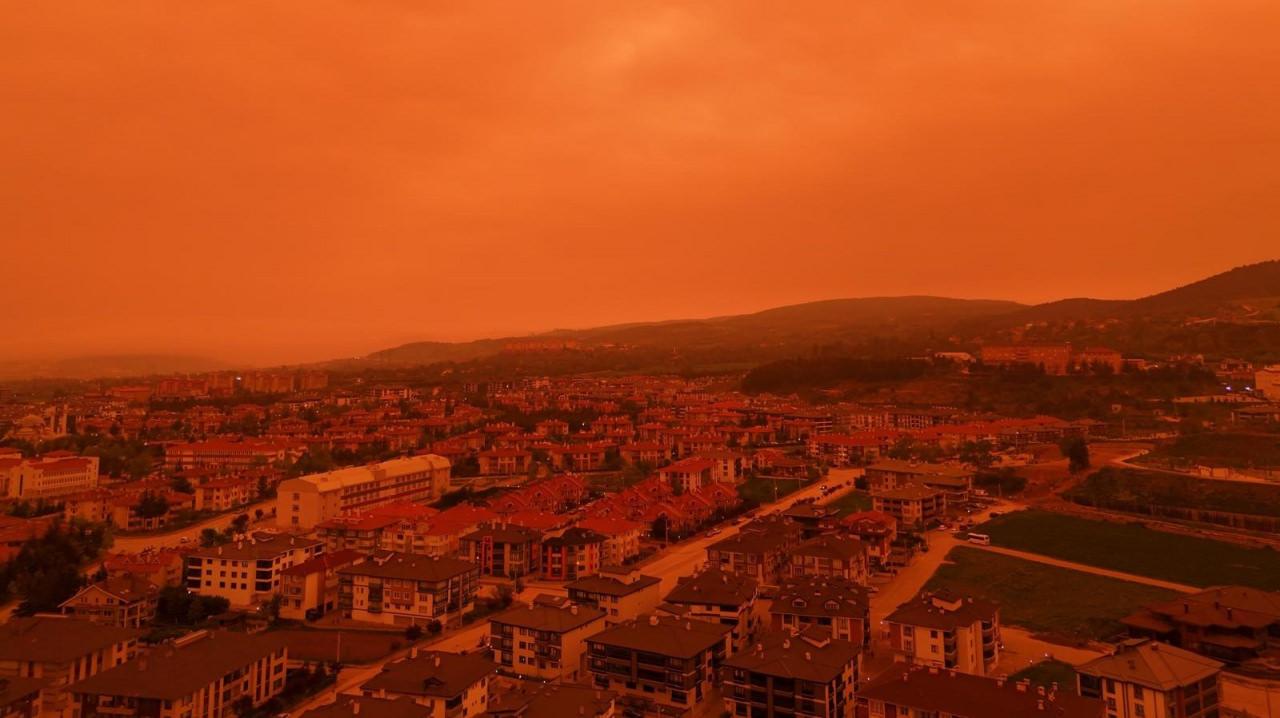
<box><xmin>110</xmin><ymin>499</ymin><xmax>276</xmax><ymax>553</ymax></box>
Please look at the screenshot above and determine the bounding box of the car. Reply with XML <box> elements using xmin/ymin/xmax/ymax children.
<box><xmin>179</xmin><ymin>536</ymin><xmax>190</xmax><ymax>544</ymax></box>
<box><xmin>706</xmin><ymin>529</ymin><xmax>721</xmax><ymax>537</ymax></box>
<box><xmin>988</xmin><ymin>511</ymin><xmax>1003</xmax><ymax>518</ymax></box>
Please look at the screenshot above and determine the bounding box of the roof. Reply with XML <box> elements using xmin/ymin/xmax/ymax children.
<box><xmin>566</xmin><ymin>573</ymin><xmax>661</xmax><ymax>597</ymax></box>
<box><xmin>338</xmin><ymin>551</ymin><xmax>477</xmax><ymax>582</ymax></box>
<box><xmin>489</xmin><ymin>603</ymin><xmax>607</xmax><ymax>633</ymax></box>
<box><xmin>281</xmin><ymin>455</ymin><xmax>450</xmax><ymax>493</ymax></box>
<box><xmin>792</xmin><ymin>534</ymin><xmax>865</xmax><ymax>561</ymax></box>
<box><xmin>61</xmin><ymin>576</ymin><xmax>158</xmax><ymax>607</ymax></box>
<box><xmin>461</xmin><ymin>526</ymin><xmax>543</xmax><ymax>544</ymax></box>
<box><xmin>860</xmin><ymin>667</ymin><xmax>1104</xmax><ymax>718</ymax></box>
<box><xmin>1145</xmin><ymin>586</ymin><xmax>1280</xmax><ymax>630</ymax></box>
<box><xmin>300</xmin><ymin>696</ymin><xmax>424</xmax><ymax>718</ymax></box>
<box><xmin>724</xmin><ymin>629</ymin><xmax>859</xmax><ymax>683</ymax></box>
<box><xmin>664</xmin><ymin>568</ymin><xmax>758</xmax><ymax>607</ymax></box>
<box><xmin>0</xmin><ymin>617</ymin><xmax>141</xmax><ymax>663</ymax></box>
<box><xmin>281</xmin><ymin>549</ymin><xmax>366</xmax><ymax>577</ymax></box>
<box><xmin>543</xmin><ymin>527</ymin><xmax>606</xmax><ymax>549</ymax></box>
<box><xmin>70</xmin><ymin>631</ymin><xmax>283</xmax><ymax>700</ymax></box>
<box><xmin>187</xmin><ymin>531</ymin><xmax>322</xmax><ymax>561</ymax></box>
<box><xmin>886</xmin><ymin>590</ymin><xmax>999</xmax><ymax>630</ymax></box>
<box><xmin>0</xmin><ymin>676</ymin><xmax>48</xmax><ymax>709</ymax></box>
<box><xmin>1078</xmin><ymin>640</ymin><xmax>1223</xmax><ymax>690</ymax></box>
<box><xmin>772</xmin><ymin>576</ymin><xmax>870</xmax><ymax>619</ymax></box>
<box><xmin>361</xmin><ymin>651</ymin><xmax>494</xmax><ymax>698</ymax></box>
<box><xmin>874</xmin><ymin>485</ymin><xmax>944</xmax><ymax>501</ymax></box>
<box><xmin>866</xmin><ymin>460</ymin><xmax>973</xmax><ymax>479</ymax></box>
<box><xmin>587</xmin><ymin>615</ymin><xmax>733</xmax><ymax>659</ymax></box>
<box><xmin>487</xmin><ymin>681</ymin><xmax>615</xmax><ymax>718</ymax></box>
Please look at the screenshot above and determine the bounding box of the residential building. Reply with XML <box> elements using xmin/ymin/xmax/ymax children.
<box><xmin>706</xmin><ymin>518</ymin><xmax>801</xmax><ymax>584</ymax></box>
<box><xmin>865</xmin><ymin>460</ymin><xmax>973</xmax><ymax>503</ymax></box>
<box><xmin>567</xmin><ymin>568</ymin><xmax>663</xmax><ymax>625</ymax></box>
<box><xmin>586</xmin><ymin>615</ymin><xmax>733</xmax><ymax>717</ymax></box>
<box><xmin>192</xmin><ymin>478</ymin><xmax>256</xmax><ymax>512</ymax></box>
<box><xmin>871</xmin><ymin>485</ymin><xmax>945</xmax><ymax>529</ymax></box>
<box><xmin>489</xmin><ymin>602</ymin><xmax>608</xmax><ymax>682</ymax></box>
<box><xmin>185</xmin><ymin>532</ymin><xmax>324</xmax><ymax>607</ymax></box>
<box><xmin>58</xmin><ymin>577</ymin><xmax>159</xmax><ymax>628</ymax></box>
<box><xmin>542</xmin><ymin>528</ymin><xmax>605</xmax><ymax>582</ymax></box>
<box><xmin>460</xmin><ymin>526</ymin><xmax>542</xmax><ymax>578</ymax></box>
<box><xmin>1123</xmin><ymin>586</ymin><xmax>1280</xmax><ymax>663</ymax></box>
<box><xmin>70</xmin><ymin>631</ymin><xmax>287</xmax><ymax>718</ymax></box>
<box><xmin>658</xmin><ymin>459</ymin><xmax>716</xmax><ymax>494</ymax></box>
<box><xmin>662</xmin><ymin>568</ymin><xmax>760</xmax><ymax>653</ymax></box>
<box><xmin>0</xmin><ymin>617</ymin><xmax>140</xmax><ymax>718</ymax></box>
<box><xmin>358</xmin><ymin>651</ymin><xmax>495</xmax><ymax>718</ymax></box>
<box><xmin>278</xmin><ymin>549</ymin><xmax>366</xmax><ymax>621</ymax></box>
<box><xmin>276</xmin><ymin>455</ymin><xmax>451</xmax><ymax>529</ymax></box>
<box><xmin>1257</xmin><ymin>365</ymin><xmax>1280</xmax><ymax>400</ymax></box>
<box><xmin>575</xmin><ymin>518</ymin><xmax>645</xmax><ymax>567</ymax></box>
<box><xmin>885</xmin><ymin>590</ymin><xmax>1001</xmax><ymax>676</ymax></box>
<box><xmin>298</xmin><ymin>696</ymin><xmax>424</xmax><ymax>718</ymax></box>
<box><xmin>859</xmin><ymin>667</ymin><xmax>1105</xmax><ymax>718</ymax></box>
<box><xmin>338</xmin><ymin>551</ymin><xmax>479</xmax><ymax>629</ymax></box>
<box><xmin>769</xmin><ymin>577</ymin><xmax>871</xmax><ymax>648</ymax></box>
<box><xmin>163</xmin><ymin>440</ymin><xmax>297</xmax><ymax>471</ymax></box>
<box><xmin>980</xmin><ymin>344</ymin><xmax>1074</xmax><ymax>375</ymax></box>
<box><xmin>722</xmin><ymin>627</ymin><xmax>860</xmax><ymax>718</ymax></box>
<box><xmin>840</xmin><ymin>512</ymin><xmax>898</xmax><ymax>569</ymax></box>
<box><xmin>1077</xmin><ymin>639</ymin><xmax>1222</xmax><ymax>718</ymax></box>
<box><xmin>788</xmin><ymin>535</ymin><xmax>868</xmax><ymax>584</ymax></box>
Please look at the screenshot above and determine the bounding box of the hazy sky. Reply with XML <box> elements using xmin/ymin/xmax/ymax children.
<box><xmin>4</xmin><ymin>1</ymin><xmax>1278</xmax><ymax>365</ymax></box>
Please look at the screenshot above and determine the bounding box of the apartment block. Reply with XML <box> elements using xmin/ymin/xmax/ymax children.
<box><xmin>338</xmin><ymin>551</ymin><xmax>479</xmax><ymax>629</ymax></box>
<box><xmin>885</xmin><ymin>590</ymin><xmax>1001</xmax><ymax>676</ymax></box>
<box><xmin>489</xmin><ymin>602</ymin><xmax>608</xmax><ymax>682</ymax></box>
<box><xmin>276</xmin><ymin>455</ymin><xmax>451</xmax><ymax>529</ymax></box>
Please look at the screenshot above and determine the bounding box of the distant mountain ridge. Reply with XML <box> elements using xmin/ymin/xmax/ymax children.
<box><xmin>366</xmin><ymin>260</ymin><xmax>1280</xmax><ymax>367</ymax></box>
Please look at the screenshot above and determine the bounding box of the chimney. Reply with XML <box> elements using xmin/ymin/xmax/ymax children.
<box><xmin>434</xmin><ymin>655</ymin><xmax>441</xmax><ymax>668</ymax></box>
<box><xmin>649</xmin><ymin>616</ymin><xmax>659</xmax><ymax>626</ymax></box>
<box><xmin>352</xmin><ymin>702</ymin><xmax>361</xmax><ymax>716</ymax></box>
<box><xmin>571</xmin><ymin>605</ymin><xmax>579</xmax><ymax>615</ymax></box>
<box><xmin>1037</xmin><ymin>700</ymin><xmax>1045</xmax><ymax>711</ymax></box>
<box><xmin>138</xmin><ymin>658</ymin><xmax>148</xmax><ymax>671</ymax></box>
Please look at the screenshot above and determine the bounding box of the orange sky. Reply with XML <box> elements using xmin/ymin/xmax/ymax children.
<box><xmin>4</xmin><ymin>1</ymin><xmax>1279</xmax><ymax>365</ymax></box>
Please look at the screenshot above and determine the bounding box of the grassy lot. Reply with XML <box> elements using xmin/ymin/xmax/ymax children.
<box><xmin>924</xmin><ymin>547</ymin><xmax>1177</xmax><ymax>643</ymax></box>
<box><xmin>272</xmin><ymin>629</ymin><xmax>406</xmax><ymax>664</ymax></box>
<box><xmin>1066</xmin><ymin>467</ymin><xmax>1280</xmax><ymax>518</ymax></box>
<box><xmin>738</xmin><ymin>476</ymin><xmax>805</xmax><ymax>504</ymax></box>
<box><xmin>1010</xmin><ymin>660</ymin><xmax>1077</xmax><ymax>693</ymax></box>
<box><xmin>1139</xmin><ymin>433</ymin><xmax>1280</xmax><ymax>469</ymax></box>
<box><xmin>825</xmin><ymin>490</ymin><xmax>872</xmax><ymax>516</ymax></box>
<box><xmin>979</xmin><ymin>510</ymin><xmax>1280</xmax><ymax>590</ymax></box>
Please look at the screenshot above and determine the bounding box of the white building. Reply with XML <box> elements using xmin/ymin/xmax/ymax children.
<box><xmin>1257</xmin><ymin>365</ymin><xmax>1280</xmax><ymax>399</ymax></box>
<box><xmin>276</xmin><ymin>455</ymin><xmax>451</xmax><ymax>529</ymax></box>
<box><xmin>1</xmin><ymin>455</ymin><xmax>100</xmax><ymax>499</ymax></box>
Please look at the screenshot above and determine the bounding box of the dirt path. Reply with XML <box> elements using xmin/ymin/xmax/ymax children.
<box><xmin>967</xmin><ymin>544</ymin><xmax>1199</xmax><ymax>593</ymax></box>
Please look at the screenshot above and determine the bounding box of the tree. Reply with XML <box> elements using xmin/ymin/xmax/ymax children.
<box><xmin>230</xmin><ymin>513</ymin><xmax>250</xmax><ymax>534</ymax></box>
<box><xmin>1061</xmin><ymin>437</ymin><xmax>1091</xmax><ymax>474</ymax></box>
<box><xmin>135</xmin><ymin>492</ymin><xmax>170</xmax><ymax>519</ymax></box>
<box><xmin>404</xmin><ymin>624</ymin><xmax>424</xmax><ymax>641</ymax></box>
<box><xmin>257</xmin><ymin>476</ymin><xmax>275</xmax><ymax>500</ymax></box>
<box><xmin>200</xmin><ymin>527</ymin><xmax>229</xmax><ymax>547</ymax></box>
<box><xmin>958</xmin><ymin>441</ymin><xmax>996</xmax><ymax>469</ymax></box>
<box><xmin>650</xmin><ymin>515</ymin><xmax>669</xmax><ymax>543</ymax></box>
<box><xmin>427</xmin><ymin>619</ymin><xmax>443</xmax><ymax>635</ymax></box>
<box><xmin>170</xmin><ymin>476</ymin><xmax>195</xmax><ymax>494</ymax></box>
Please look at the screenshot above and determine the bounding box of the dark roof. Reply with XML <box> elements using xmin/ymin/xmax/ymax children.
<box><xmin>566</xmin><ymin>574</ymin><xmax>661</xmax><ymax>597</ymax></box>
<box><xmin>792</xmin><ymin>535</ymin><xmax>865</xmax><ymax>561</ymax></box>
<box><xmin>771</xmin><ymin>576</ymin><xmax>870</xmax><ymax>619</ymax></box>
<box><xmin>301</xmin><ymin>696</ymin><xmax>424</xmax><ymax>718</ymax></box>
<box><xmin>490</xmin><ymin>603</ymin><xmax>607</xmax><ymax>633</ymax></box>
<box><xmin>70</xmin><ymin>631</ymin><xmax>283</xmax><ymax>700</ymax></box>
<box><xmin>62</xmin><ymin>576</ymin><xmax>158</xmax><ymax>606</ymax></box>
<box><xmin>724</xmin><ymin>629</ymin><xmax>859</xmax><ymax>683</ymax></box>
<box><xmin>0</xmin><ymin>617</ymin><xmax>141</xmax><ymax>663</ymax></box>
<box><xmin>543</xmin><ymin>528</ymin><xmax>606</xmax><ymax>549</ymax></box>
<box><xmin>586</xmin><ymin>615</ymin><xmax>732</xmax><ymax>659</ymax></box>
<box><xmin>664</xmin><ymin>568</ymin><xmax>758</xmax><ymax>607</ymax></box>
<box><xmin>362</xmin><ymin>651</ymin><xmax>495</xmax><ymax>698</ymax></box>
<box><xmin>462</xmin><ymin>526</ymin><xmax>543</xmax><ymax>544</ymax></box>
<box><xmin>339</xmin><ymin>551</ymin><xmax>477</xmax><ymax>582</ymax></box>
<box><xmin>0</xmin><ymin>676</ymin><xmax>48</xmax><ymax>709</ymax></box>
<box><xmin>487</xmin><ymin>681</ymin><xmax>615</xmax><ymax>718</ymax></box>
<box><xmin>282</xmin><ymin>549</ymin><xmax>366</xmax><ymax>577</ymax></box>
<box><xmin>886</xmin><ymin>590</ymin><xmax>999</xmax><ymax>630</ymax></box>
<box><xmin>860</xmin><ymin>667</ymin><xmax>1104</xmax><ymax>718</ymax></box>
<box><xmin>188</xmin><ymin>532</ymin><xmax>322</xmax><ymax>561</ymax></box>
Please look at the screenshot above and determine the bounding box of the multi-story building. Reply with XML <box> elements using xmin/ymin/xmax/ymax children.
<box><xmin>192</xmin><ymin>477</ymin><xmax>256</xmax><ymax>512</ymax></box>
<box><xmin>1257</xmin><ymin>365</ymin><xmax>1280</xmax><ymax>400</ymax></box>
<box><xmin>358</xmin><ymin>651</ymin><xmax>495</xmax><ymax>718</ymax></box>
<box><xmin>185</xmin><ymin>532</ymin><xmax>324</xmax><ymax>607</ymax></box>
<box><xmin>722</xmin><ymin>628</ymin><xmax>860</xmax><ymax>718</ymax></box>
<box><xmin>657</xmin><ymin>459</ymin><xmax>716</xmax><ymax>494</ymax></box>
<box><xmin>840</xmin><ymin>512</ymin><xmax>898</xmax><ymax>569</ymax></box>
<box><xmin>1122</xmin><ymin>586</ymin><xmax>1280</xmax><ymax>663</ymax></box>
<box><xmin>59</xmin><ymin>577</ymin><xmax>159</xmax><ymax>628</ymax></box>
<box><xmin>0</xmin><ymin>456</ymin><xmax>99</xmax><ymax>500</ymax></box>
<box><xmin>980</xmin><ymin>344</ymin><xmax>1074</xmax><ymax>375</ymax></box>
<box><xmin>489</xmin><ymin>603</ymin><xmax>608</xmax><ymax>682</ymax></box>
<box><xmin>276</xmin><ymin>455</ymin><xmax>451</xmax><ymax>529</ymax></box>
<box><xmin>163</xmin><ymin>440</ymin><xmax>298</xmax><ymax>471</ymax></box>
<box><xmin>567</xmin><ymin>568</ymin><xmax>663</xmax><ymax>625</ymax></box>
<box><xmin>278</xmin><ymin>549</ymin><xmax>365</xmax><ymax>621</ymax></box>
<box><xmin>587</xmin><ymin>615</ymin><xmax>733</xmax><ymax>717</ymax></box>
<box><xmin>71</xmin><ymin>631</ymin><xmax>287</xmax><ymax>718</ymax></box>
<box><xmin>338</xmin><ymin>551</ymin><xmax>479</xmax><ymax>628</ymax></box>
<box><xmin>542</xmin><ymin>529</ymin><xmax>605</xmax><ymax>581</ymax></box>
<box><xmin>859</xmin><ymin>667</ymin><xmax>1105</xmax><ymax>718</ymax></box>
<box><xmin>865</xmin><ymin>460</ymin><xmax>973</xmax><ymax>504</ymax></box>
<box><xmin>871</xmin><ymin>486</ymin><xmax>945</xmax><ymax>529</ymax></box>
<box><xmin>575</xmin><ymin>518</ymin><xmax>645</xmax><ymax>567</ymax></box>
<box><xmin>0</xmin><ymin>617</ymin><xmax>140</xmax><ymax>718</ymax></box>
<box><xmin>0</xmin><ymin>676</ymin><xmax>45</xmax><ymax>718</ymax></box>
<box><xmin>662</xmin><ymin>568</ymin><xmax>760</xmax><ymax>653</ymax></box>
<box><xmin>788</xmin><ymin>535</ymin><xmax>868</xmax><ymax>584</ymax></box>
<box><xmin>885</xmin><ymin>590</ymin><xmax>1001</xmax><ymax>676</ymax></box>
<box><xmin>706</xmin><ymin>519</ymin><xmax>801</xmax><ymax>584</ymax></box>
<box><xmin>1077</xmin><ymin>640</ymin><xmax>1222</xmax><ymax>718</ymax></box>
<box><xmin>460</xmin><ymin>527</ymin><xmax>542</xmax><ymax>578</ymax></box>
<box><xmin>769</xmin><ymin>577</ymin><xmax>871</xmax><ymax>648</ymax></box>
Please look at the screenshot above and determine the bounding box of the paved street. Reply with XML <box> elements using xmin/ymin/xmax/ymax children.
<box><xmin>110</xmin><ymin>499</ymin><xmax>277</xmax><ymax>553</ymax></box>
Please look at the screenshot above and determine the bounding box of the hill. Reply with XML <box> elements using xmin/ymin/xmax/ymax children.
<box><xmin>0</xmin><ymin>354</ymin><xmax>231</xmax><ymax>381</ymax></box>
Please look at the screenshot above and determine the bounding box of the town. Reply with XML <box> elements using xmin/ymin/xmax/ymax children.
<box><xmin>2</xmin><ymin>347</ymin><xmax>1280</xmax><ymax>718</ymax></box>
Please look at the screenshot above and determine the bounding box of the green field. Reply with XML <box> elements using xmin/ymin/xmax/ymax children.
<box><xmin>825</xmin><ymin>490</ymin><xmax>872</xmax><ymax>516</ymax></box>
<box><xmin>1140</xmin><ymin>433</ymin><xmax>1280</xmax><ymax>469</ymax></box>
<box><xmin>738</xmin><ymin>476</ymin><xmax>805</xmax><ymax>504</ymax></box>
<box><xmin>979</xmin><ymin>510</ymin><xmax>1280</xmax><ymax>590</ymax></box>
<box><xmin>925</xmin><ymin>547</ymin><xmax>1177</xmax><ymax>642</ymax></box>
<box><xmin>1066</xmin><ymin>466</ymin><xmax>1280</xmax><ymax>518</ymax></box>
